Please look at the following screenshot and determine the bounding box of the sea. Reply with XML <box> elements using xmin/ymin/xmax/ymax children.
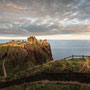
<box><xmin>0</xmin><ymin>39</ymin><xmax>90</xmax><ymax>60</ymax></box>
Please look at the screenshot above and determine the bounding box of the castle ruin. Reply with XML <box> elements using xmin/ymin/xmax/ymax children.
<box><xmin>27</xmin><ymin>36</ymin><xmax>38</xmax><ymax>44</ymax></box>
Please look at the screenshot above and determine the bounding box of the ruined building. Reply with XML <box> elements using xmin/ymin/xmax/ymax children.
<box><xmin>27</xmin><ymin>36</ymin><xmax>38</xmax><ymax>44</ymax></box>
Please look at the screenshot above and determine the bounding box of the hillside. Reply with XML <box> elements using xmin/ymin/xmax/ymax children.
<box><xmin>0</xmin><ymin>58</ymin><xmax>90</xmax><ymax>89</ymax></box>
<box><xmin>0</xmin><ymin>36</ymin><xmax>53</xmax><ymax>77</ymax></box>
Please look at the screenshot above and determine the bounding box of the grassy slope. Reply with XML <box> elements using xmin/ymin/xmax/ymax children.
<box><xmin>0</xmin><ymin>58</ymin><xmax>90</xmax><ymax>80</ymax></box>
<box><xmin>43</xmin><ymin>58</ymin><xmax>90</xmax><ymax>73</ymax></box>
<box><xmin>2</xmin><ymin>58</ymin><xmax>89</xmax><ymax>82</ymax></box>
<box><xmin>0</xmin><ymin>58</ymin><xmax>90</xmax><ymax>89</ymax></box>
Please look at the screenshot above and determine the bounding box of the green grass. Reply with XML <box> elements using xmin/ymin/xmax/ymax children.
<box><xmin>0</xmin><ymin>57</ymin><xmax>90</xmax><ymax>81</ymax></box>
<box><xmin>42</xmin><ymin>58</ymin><xmax>90</xmax><ymax>73</ymax></box>
<box><xmin>1</xmin><ymin>82</ymin><xmax>90</xmax><ymax>90</ymax></box>
<box><xmin>0</xmin><ymin>58</ymin><xmax>90</xmax><ymax>90</ymax></box>
<box><xmin>5</xmin><ymin>58</ymin><xmax>90</xmax><ymax>81</ymax></box>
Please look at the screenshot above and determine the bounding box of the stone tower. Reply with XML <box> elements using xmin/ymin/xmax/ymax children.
<box><xmin>27</xmin><ymin>36</ymin><xmax>38</xmax><ymax>44</ymax></box>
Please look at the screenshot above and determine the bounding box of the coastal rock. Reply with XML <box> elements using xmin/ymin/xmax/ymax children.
<box><xmin>0</xmin><ymin>36</ymin><xmax>53</xmax><ymax>66</ymax></box>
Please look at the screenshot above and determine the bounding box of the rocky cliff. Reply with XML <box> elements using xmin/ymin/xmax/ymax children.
<box><xmin>0</xmin><ymin>36</ymin><xmax>53</xmax><ymax>76</ymax></box>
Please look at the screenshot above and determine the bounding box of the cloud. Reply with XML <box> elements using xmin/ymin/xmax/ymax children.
<box><xmin>0</xmin><ymin>0</ymin><xmax>90</xmax><ymax>37</ymax></box>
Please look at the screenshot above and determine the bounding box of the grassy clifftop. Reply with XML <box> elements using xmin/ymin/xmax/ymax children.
<box><xmin>43</xmin><ymin>58</ymin><xmax>90</xmax><ymax>73</ymax></box>
<box><xmin>0</xmin><ymin>37</ymin><xmax>53</xmax><ymax>77</ymax></box>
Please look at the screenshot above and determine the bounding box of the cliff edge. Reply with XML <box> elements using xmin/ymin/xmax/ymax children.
<box><xmin>0</xmin><ymin>36</ymin><xmax>53</xmax><ymax>76</ymax></box>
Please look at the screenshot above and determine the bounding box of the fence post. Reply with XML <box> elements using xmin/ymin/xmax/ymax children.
<box><xmin>82</xmin><ymin>55</ymin><xmax>84</xmax><ymax>59</ymax></box>
<box><xmin>72</xmin><ymin>55</ymin><xmax>74</xmax><ymax>59</ymax></box>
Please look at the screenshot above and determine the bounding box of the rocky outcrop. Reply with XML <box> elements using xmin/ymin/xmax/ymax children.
<box><xmin>0</xmin><ymin>36</ymin><xmax>53</xmax><ymax>67</ymax></box>
<box><xmin>0</xmin><ymin>37</ymin><xmax>53</xmax><ymax>76</ymax></box>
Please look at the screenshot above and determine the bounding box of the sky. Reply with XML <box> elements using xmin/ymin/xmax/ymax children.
<box><xmin>0</xmin><ymin>0</ymin><xmax>90</xmax><ymax>40</ymax></box>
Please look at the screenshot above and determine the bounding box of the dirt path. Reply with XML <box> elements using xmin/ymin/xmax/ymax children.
<box><xmin>2</xmin><ymin>60</ymin><xmax>7</xmax><ymax>78</ymax></box>
<box><xmin>30</xmin><ymin>80</ymin><xmax>90</xmax><ymax>87</ymax></box>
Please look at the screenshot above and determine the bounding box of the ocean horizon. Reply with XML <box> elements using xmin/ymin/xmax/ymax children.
<box><xmin>0</xmin><ymin>39</ymin><xmax>90</xmax><ymax>60</ymax></box>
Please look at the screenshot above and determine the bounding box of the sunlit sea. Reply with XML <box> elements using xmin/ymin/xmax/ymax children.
<box><xmin>0</xmin><ymin>40</ymin><xmax>90</xmax><ymax>60</ymax></box>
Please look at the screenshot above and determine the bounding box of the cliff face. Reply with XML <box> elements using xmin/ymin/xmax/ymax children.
<box><xmin>0</xmin><ymin>37</ymin><xmax>53</xmax><ymax>76</ymax></box>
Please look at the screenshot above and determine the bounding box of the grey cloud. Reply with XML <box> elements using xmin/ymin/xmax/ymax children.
<box><xmin>0</xmin><ymin>0</ymin><xmax>90</xmax><ymax>36</ymax></box>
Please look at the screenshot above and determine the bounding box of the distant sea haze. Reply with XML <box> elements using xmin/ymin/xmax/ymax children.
<box><xmin>0</xmin><ymin>40</ymin><xmax>90</xmax><ymax>60</ymax></box>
